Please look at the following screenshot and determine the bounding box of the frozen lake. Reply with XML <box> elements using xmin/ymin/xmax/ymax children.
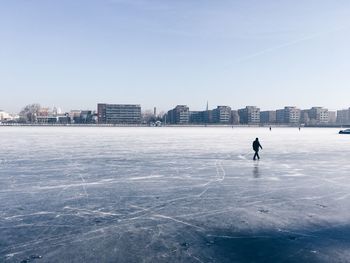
<box><xmin>0</xmin><ymin>127</ymin><xmax>350</xmax><ymax>262</ymax></box>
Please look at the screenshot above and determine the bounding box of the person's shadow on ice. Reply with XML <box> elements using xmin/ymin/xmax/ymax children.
<box><xmin>253</xmin><ymin>162</ymin><xmax>260</xmax><ymax>178</ymax></box>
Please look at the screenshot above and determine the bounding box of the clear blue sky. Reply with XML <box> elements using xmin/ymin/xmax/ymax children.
<box><xmin>1</xmin><ymin>0</ymin><xmax>350</xmax><ymax>113</ymax></box>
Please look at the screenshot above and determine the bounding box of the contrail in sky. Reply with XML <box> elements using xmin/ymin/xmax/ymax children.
<box><xmin>233</xmin><ymin>25</ymin><xmax>350</xmax><ymax>64</ymax></box>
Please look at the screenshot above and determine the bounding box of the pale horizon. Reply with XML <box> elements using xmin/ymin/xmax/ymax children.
<box><xmin>2</xmin><ymin>102</ymin><xmax>349</xmax><ymax>115</ymax></box>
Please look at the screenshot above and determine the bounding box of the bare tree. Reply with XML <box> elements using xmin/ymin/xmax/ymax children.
<box><xmin>19</xmin><ymin>104</ymin><xmax>41</xmax><ymax>123</ymax></box>
<box><xmin>142</xmin><ymin>110</ymin><xmax>156</xmax><ymax>124</ymax></box>
<box><xmin>157</xmin><ymin>111</ymin><xmax>166</xmax><ymax>122</ymax></box>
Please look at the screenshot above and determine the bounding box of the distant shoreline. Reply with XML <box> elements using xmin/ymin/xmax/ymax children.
<box><xmin>0</xmin><ymin>123</ymin><xmax>349</xmax><ymax>128</ymax></box>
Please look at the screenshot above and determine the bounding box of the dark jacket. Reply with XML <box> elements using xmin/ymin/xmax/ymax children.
<box><xmin>253</xmin><ymin>140</ymin><xmax>262</xmax><ymax>152</ymax></box>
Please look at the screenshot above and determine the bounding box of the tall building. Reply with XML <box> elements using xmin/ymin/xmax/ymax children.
<box><xmin>231</xmin><ymin>110</ymin><xmax>240</xmax><ymax>125</ymax></box>
<box><xmin>97</xmin><ymin>104</ymin><xmax>141</xmax><ymax>124</ymax></box>
<box><xmin>276</xmin><ymin>106</ymin><xmax>300</xmax><ymax>124</ymax></box>
<box><xmin>167</xmin><ymin>105</ymin><xmax>189</xmax><ymax>124</ymax></box>
<box><xmin>337</xmin><ymin>108</ymin><xmax>350</xmax><ymax>124</ymax></box>
<box><xmin>308</xmin><ymin>107</ymin><xmax>329</xmax><ymax>124</ymax></box>
<box><xmin>328</xmin><ymin>111</ymin><xmax>337</xmax><ymax>124</ymax></box>
<box><xmin>212</xmin><ymin>106</ymin><xmax>232</xmax><ymax>123</ymax></box>
<box><xmin>188</xmin><ymin>102</ymin><xmax>211</xmax><ymax>124</ymax></box>
<box><xmin>300</xmin><ymin>110</ymin><xmax>310</xmax><ymax>124</ymax></box>
<box><xmin>238</xmin><ymin>106</ymin><xmax>260</xmax><ymax>124</ymax></box>
<box><xmin>260</xmin><ymin>111</ymin><xmax>276</xmax><ymax>124</ymax></box>
<box><xmin>285</xmin><ymin>106</ymin><xmax>300</xmax><ymax>124</ymax></box>
<box><xmin>276</xmin><ymin>109</ymin><xmax>285</xmax><ymax>123</ymax></box>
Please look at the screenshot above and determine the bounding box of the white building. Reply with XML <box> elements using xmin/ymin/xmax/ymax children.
<box><xmin>337</xmin><ymin>108</ymin><xmax>350</xmax><ymax>124</ymax></box>
<box><xmin>308</xmin><ymin>107</ymin><xmax>329</xmax><ymax>124</ymax></box>
<box><xmin>238</xmin><ymin>106</ymin><xmax>260</xmax><ymax>124</ymax></box>
<box><xmin>213</xmin><ymin>106</ymin><xmax>232</xmax><ymax>123</ymax></box>
<box><xmin>0</xmin><ymin>110</ymin><xmax>13</xmax><ymax>121</ymax></box>
<box><xmin>276</xmin><ymin>107</ymin><xmax>300</xmax><ymax>124</ymax></box>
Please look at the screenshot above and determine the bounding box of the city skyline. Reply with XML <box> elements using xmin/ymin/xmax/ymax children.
<box><xmin>1</xmin><ymin>101</ymin><xmax>350</xmax><ymax>115</ymax></box>
<box><xmin>2</xmin><ymin>102</ymin><xmax>350</xmax><ymax>126</ymax></box>
<box><xmin>2</xmin><ymin>101</ymin><xmax>350</xmax><ymax>115</ymax></box>
<box><xmin>1</xmin><ymin>1</ymin><xmax>350</xmax><ymax>113</ymax></box>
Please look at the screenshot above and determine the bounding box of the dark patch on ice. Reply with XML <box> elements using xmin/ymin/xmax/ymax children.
<box><xmin>180</xmin><ymin>242</ymin><xmax>189</xmax><ymax>250</ymax></box>
<box><xmin>206</xmin><ymin>240</ymin><xmax>215</xmax><ymax>246</ymax></box>
<box><xmin>258</xmin><ymin>209</ymin><xmax>269</xmax><ymax>214</ymax></box>
<box><xmin>316</xmin><ymin>204</ymin><xmax>327</xmax><ymax>208</ymax></box>
<box><xmin>20</xmin><ymin>254</ymin><xmax>42</xmax><ymax>263</ymax></box>
<box><xmin>199</xmin><ymin>225</ymin><xmax>350</xmax><ymax>263</ymax></box>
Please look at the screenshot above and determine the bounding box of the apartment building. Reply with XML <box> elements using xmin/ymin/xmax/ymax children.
<box><xmin>238</xmin><ymin>106</ymin><xmax>260</xmax><ymax>124</ymax></box>
<box><xmin>167</xmin><ymin>105</ymin><xmax>190</xmax><ymax>124</ymax></box>
<box><xmin>97</xmin><ymin>104</ymin><xmax>141</xmax><ymax>124</ymax></box>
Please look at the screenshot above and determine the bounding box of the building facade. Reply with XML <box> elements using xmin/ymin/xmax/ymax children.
<box><xmin>69</xmin><ymin>110</ymin><xmax>82</xmax><ymax>123</ymax></box>
<box><xmin>276</xmin><ymin>107</ymin><xmax>300</xmax><ymax>124</ymax></box>
<box><xmin>80</xmin><ymin>110</ymin><xmax>94</xmax><ymax>124</ymax></box>
<box><xmin>328</xmin><ymin>111</ymin><xmax>337</xmax><ymax>124</ymax></box>
<box><xmin>337</xmin><ymin>108</ymin><xmax>350</xmax><ymax>124</ymax></box>
<box><xmin>167</xmin><ymin>105</ymin><xmax>189</xmax><ymax>124</ymax></box>
<box><xmin>212</xmin><ymin>106</ymin><xmax>232</xmax><ymax>123</ymax></box>
<box><xmin>189</xmin><ymin>111</ymin><xmax>206</xmax><ymax>124</ymax></box>
<box><xmin>0</xmin><ymin>110</ymin><xmax>12</xmax><ymax>122</ymax></box>
<box><xmin>97</xmin><ymin>104</ymin><xmax>141</xmax><ymax>124</ymax></box>
<box><xmin>231</xmin><ymin>110</ymin><xmax>240</xmax><ymax>125</ymax></box>
<box><xmin>238</xmin><ymin>106</ymin><xmax>260</xmax><ymax>124</ymax></box>
<box><xmin>276</xmin><ymin>109</ymin><xmax>285</xmax><ymax>123</ymax></box>
<box><xmin>300</xmin><ymin>110</ymin><xmax>310</xmax><ymax>124</ymax></box>
<box><xmin>308</xmin><ymin>107</ymin><xmax>329</xmax><ymax>124</ymax></box>
<box><xmin>285</xmin><ymin>106</ymin><xmax>300</xmax><ymax>124</ymax></box>
<box><xmin>260</xmin><ymin>111</ymin><xmax>276</xmax><ymax>124</ymax></box>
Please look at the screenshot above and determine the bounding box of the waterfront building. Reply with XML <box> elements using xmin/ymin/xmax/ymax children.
<box><xmin>57</xmin><ymin>114</ymin><xmax>70</xmax><ymax>124</ymax></box>
<box><xmin>36</xmin><ymin>108</ymin><xmax>58</xmax><ymax>124</ymax></box>
<box><xmin>300</xmin><ymin>110</ymin><xmax>310</xmax><ymax>124</ymax></box>
<box><xmin>285</xmin><ymin>107</ymin><xmax>300</xmax><ymax>124</ymax></box>
<box><xmin>36</xmin><ymin>108</ymin><xmax>49</xmax><ymax>123</ymax></box>
<box><xmin>206</xmin><ymin>110</ymin><xmax>213</xmax><ymax>124</ymax></box>
<box><xmin>189</xmin><ymin>111</ymin><xmax>206</xmax><ymax>124</ymax></box>
<box><xmin>308</xmin><ymin>107</ymin><xmax>329</xmax><ymax>124</ymax></box>
<box><xmin>69</xmin><ymin>110</ymin><xmax>82</xmax><ymax>124</ymax></box>
<box><xmin>167</xmin><ymin>105</ymin><xmax>189</xmax><ymax>124</ymax></box>
<box><xmin>97</xmin><ymin>104</ymin><xmax>141</xmax><ymax>124</ymax></box>
<box><xmin>0</xmin><ymin>110</ymin><xmax>13</xmax><ymax>122</ymax></box>
<box><xmin>80</xmin><ymin>110</ymin><xmax>94</xmax><ymax>124</ymax></box>
<box><xmin>260</xmin><ymin>111</ymin><xmax>276</xmax><ymax>124</ymax></box>
<box><xmin>231</xmin><ymin>110</ymin><xmax>240</xmax><ymax>125</ymax></box>
<box><xmin>35</xmin><ymin>107</ymin><xmax>69</xmax><ymax>124</ymax></box>
<box><xmin>212</xmin><ymin>106</ymin><xmax>232</xmax><ymax>124</ymax></box>
<box><xmin>276</xmin><ymin>109</ymin><xmax>285</xmax><ymax>123</ymax></box>
<box><xmin>276</xmin><ymin>106</ymin><xmax>300</xmax><ymax>124</ymax></box>
<box><xmin>328</xmin><ymin>111</ymin><xmax>337</xmax><ymax>124</ymax></box>
<box><xmin>337</xmin><ymin>108</ymin><xmax>350</xmax><ymax>124</ymax></box>
<box><xmin>238</xmin><ymin>106</ymin><xmax>260</xmax><ymax>124</ymax></box>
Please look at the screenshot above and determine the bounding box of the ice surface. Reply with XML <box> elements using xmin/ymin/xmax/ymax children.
<box><xmin>0</xmin><ymin>127</ymin><xmax>350</xmax><ymax>262</ymax></box>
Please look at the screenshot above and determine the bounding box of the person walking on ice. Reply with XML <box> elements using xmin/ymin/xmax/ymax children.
<box><xmin>252</xmin><ymin>138</ymin><xmax>263</xmax><ymax>160</ymax></box>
